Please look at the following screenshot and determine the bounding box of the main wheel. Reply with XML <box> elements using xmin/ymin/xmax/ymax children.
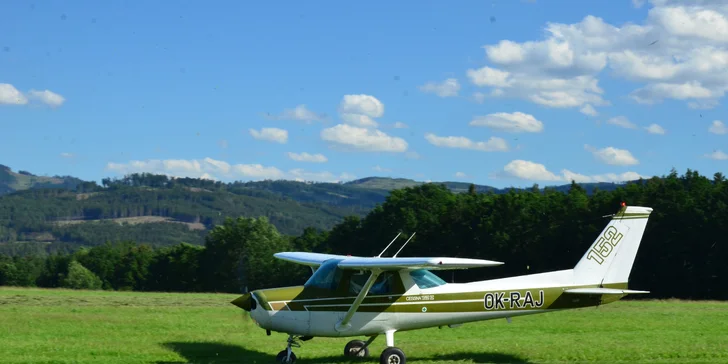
<box><xmin>344</xmin><ymin>339</ymin><xmax>369</xmax><ymax>357</ymax></box>
<box><xmin>276</xmin><ymin>350</ymin><xmax>297</xmax><ymax>363</ymax></box>
<box><xmin>380</xmin><ymin>347</ymin><xmax>406</xmax><ymax>364</ymax></box>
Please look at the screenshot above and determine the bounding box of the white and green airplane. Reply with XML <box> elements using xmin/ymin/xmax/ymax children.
<box><xmin>232</xmin><ymin>203</ymin><xmax>652</xmax><ymax>364</ymax></box>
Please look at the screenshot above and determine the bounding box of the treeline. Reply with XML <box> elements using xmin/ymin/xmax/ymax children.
<box><xmin>1</xmin><ymin>169</ymin><xmax>726</xmax><ymax>300</ymax></box>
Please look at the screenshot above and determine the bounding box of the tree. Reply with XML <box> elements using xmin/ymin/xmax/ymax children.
<box><xmin>61</xmin><ymin>261</ymin><xmax>103</xmax><ymax>290</ymax></box>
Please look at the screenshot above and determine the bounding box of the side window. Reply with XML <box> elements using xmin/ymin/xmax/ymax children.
<box><xmin>348</xmin><ymin>271</ymin><xmax>399</xmax><ymax>295</ymax></box>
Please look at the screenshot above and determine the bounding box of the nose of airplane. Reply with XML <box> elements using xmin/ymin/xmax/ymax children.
<box><xmin>231</xmin><ymin>292</ymin><xmax>255</xmax><ymax>311</ymax></box>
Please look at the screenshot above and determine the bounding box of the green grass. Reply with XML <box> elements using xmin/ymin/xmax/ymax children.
<box><xmin>1</xmin><ymin>287</ymin><xmax>726</xmax><ymax>363</ymax></box>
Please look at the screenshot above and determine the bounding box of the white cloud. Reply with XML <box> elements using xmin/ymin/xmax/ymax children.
<box><xmin>709</xmin><ymin>120</ymin><xmax>727</xmax><ymax>134</ymax></box>
<box><xmin>336</xmin><ymin>94</ymin><xmax>387</xmax><ymax>129</ymax></box>
<box><xmin>645</xmin><ymin>123</ymin><xmax>666</xmax><ymax>134</ymax></box>
<box><xmin>632</xmin><ymin>0</ymin><xmax>646</xmax><ymax>8</ymax></box>
<box><xmin>27</xmin><ymin>90</ymin><xmax>65</xmax><ymax>107</ymax></box>
<box><xmin>321</xmin><ymin>124</ymin><xmax>408</xmax><ymax>152</ymax></box>
<box><xmin>249</xmin><ymin>127</ymin><xmax>288</xmax><ymax>144</ymax></box>
<box><xmin>339</xmin><ymin>94</ymin><xmax>384</xmax><ymax>118</ymax></box>
<box><xmin>469</xmin><ymin>112</ymin><xmax>544</xmax><ymax>133</ymax></box>
<box><xmin>580</xmin><ymin>104</ymin><xmax>598</xmax><ymax>116</ymax></box>
<box><xmin>419</xmin><ymin>78</ymin><xmax>460</xmax><ymax>97</ymax></box>
<box><xmin>705</xmin><ymin>150</ymin><xmax>728</xmax><ymax>160</ymax></box>
<box><xmin>425</xmin><ymin>133</ymin><xmax>509</xmax><ymax>152</ymax></box>
<box><xmin>466</xmin><ymin>2</ymin><xmax>728</xmax><ymax>110</ymax></box>
<box><xmin>266</xmin><ymin>104</ymin><xmax>326</xmax><ymax>123</ymax></box>
<box><xmin>585</xmin><ymin>145</ymin><xmax>640</xmax><ymax>165</ymax></box>
<box><xmin>393</xmin><ymin>122</ymin><xmax>408</xmax><ymax>129</ymax></box>
<box><xmin>105</xmin><ymin>157</ymin><xmax>354</xmax><ymax>182</ymax></box>
<box><xmin>60</xmin><ymin>152</ymin><xmax>74</xmax><ymax>158</ymax></box>
<box><xmin>0</xmin><ymin>83</ymin><xmax>29</xmax><ymax>105</ymax></box>
<box><xmin>606</xmin><ymin>116</ymin><xmax>638</xmax><ymax>129</ymax></box>
<box><xmin>373</xmin><ymin>165</ymin><xmax>391</xmax><ymax>172</ymax></box>
<box><xmin>498</xmin><ymin>160</ymin><xmax>647</xmax><ymax>183</ymax></box>
<box><xmin>455</xmin><ymin>171</ymin><xmax>469</xmax><ymax>178</ymax></box>
<box><xmin>287</xmin><ymin>152</ymin><xmax>328</xmax><ymax>163</ymax></box>
<box><xmin>0</xmin><ymin>84</ymin><xmax>66</xmax><ymax>107</ymax></box>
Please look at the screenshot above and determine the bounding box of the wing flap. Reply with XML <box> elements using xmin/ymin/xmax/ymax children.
<box><xmin>563</xmin><ymin>288</ymin><xmax>650</xmax><ymax>295</ymax></box>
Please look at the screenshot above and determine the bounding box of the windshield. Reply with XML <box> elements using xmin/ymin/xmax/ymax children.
<box><xmin>304</xmin><ymin>259</ymin><xmax>344</xmax><ymax>290</ymax></box>
<box><xmin>409</xmin><ymin>269</ymin><xmax>447</xmax><ymax>289</ymax></box>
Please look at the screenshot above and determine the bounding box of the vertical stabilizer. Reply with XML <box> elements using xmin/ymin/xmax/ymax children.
<box><xmin>573</xmin><ymin>205</ymin><xmax>653</xmax><ymax>286</ymax></box>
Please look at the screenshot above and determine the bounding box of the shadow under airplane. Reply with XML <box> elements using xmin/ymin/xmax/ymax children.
<box><xmin>156</xmin><ymin>341</ymin><xmax>531</xmax><ymax>364</ymax></box>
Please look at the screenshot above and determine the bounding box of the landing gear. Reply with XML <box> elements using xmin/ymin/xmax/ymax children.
<box><xmin>379</xmin><ymin>330</ymin><xmax>406</xmax><ymax>364</ymax></box>
<box><xmin>344</xmin><ymin>335</ymin><xmax>377</xmax><ymax>358</ymax></box>
<box><xmin>275</xmin><ymin>335</ymin><xmax>302</xmax><ymax>363</ymax></box>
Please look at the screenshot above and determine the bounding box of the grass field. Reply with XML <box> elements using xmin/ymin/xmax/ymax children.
<box><xmin>1</xmin><ymin>287</ymin><xmax>726</xmax><ymax>363</ymax></box>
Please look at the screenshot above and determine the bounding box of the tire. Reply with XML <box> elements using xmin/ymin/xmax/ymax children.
<box><xmin>276</xmin><ymin>350</ymin><xmax>297</xmax><ymax>363</ymax></box>
<box><xmin>344</xmin><ymin>339</ymin><xmax>369</xmax><ymax>357</ymax></box>
<box><xmin>380</xmin><ymin>347</ymin><xmax>406</xmax><ymax>364</ymax></box>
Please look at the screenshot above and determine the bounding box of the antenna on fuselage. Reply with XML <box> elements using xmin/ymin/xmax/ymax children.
<box><xmin>393</xmin><ymin>232</ymin><xmax>416</xmax><ymax>257</ymax></box>
<box><xmin>377</xmin><ymin>232</ymin><xmax>402</xmax><ymax>258</ymax></box>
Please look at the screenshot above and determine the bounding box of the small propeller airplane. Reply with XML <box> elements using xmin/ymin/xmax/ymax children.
<box><xmin>232</xmin><ymin>203</ymin><xmax>653</xmax><ymax>364</ymax></box>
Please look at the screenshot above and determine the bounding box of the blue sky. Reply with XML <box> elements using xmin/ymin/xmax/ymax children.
<box><xmin>1</xmin><ymin>0</ymin><xmax>726</xmax><ymax>188</ymax></box>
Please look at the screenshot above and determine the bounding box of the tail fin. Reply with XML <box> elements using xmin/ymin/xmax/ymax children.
<box><xmin>573</xmin><ymin>204</ymin><xmax>653</xmax><ymax>286</ymax></box>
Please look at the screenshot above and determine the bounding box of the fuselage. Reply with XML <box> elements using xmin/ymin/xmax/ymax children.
<box><xmin>236</xmin><ymin>266</ymin><xmax>628</xmax><ymax>337</ymax></box>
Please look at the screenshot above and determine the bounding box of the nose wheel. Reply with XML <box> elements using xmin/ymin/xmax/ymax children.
<box><xmin>275</xmin><ymin>335</ymin><xmax>302</xmax><ymax>363</ymax></box>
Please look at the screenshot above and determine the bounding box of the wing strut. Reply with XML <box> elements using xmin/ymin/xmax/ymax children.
<box><xmin>335</xmin><ymin>269</ymin><xmax>382</xmax><ymax>332</ymax></box>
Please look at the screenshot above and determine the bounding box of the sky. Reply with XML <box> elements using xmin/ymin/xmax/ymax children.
<box><xmin>1</xmin><ymin>0</ymin><xmax>727</xmax><ymax>188</ymax></box>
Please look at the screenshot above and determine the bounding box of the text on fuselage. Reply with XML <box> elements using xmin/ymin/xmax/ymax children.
<box><xmin>483</xmin><ymin>290</ymin><xmax>545</xmax><ymax>310</ymax></box>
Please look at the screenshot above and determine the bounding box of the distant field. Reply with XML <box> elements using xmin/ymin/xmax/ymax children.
<box><xmin>1</xmin><ymin>287</ymin><xmax>726</xmax><ymax>363</ymax></box>
<box><xmin>53</xmin><ymin>216</ymin><xmax>207</xmax><ymax>231</ymax></box>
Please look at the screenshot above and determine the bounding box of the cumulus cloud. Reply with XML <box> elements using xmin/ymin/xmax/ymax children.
<box><xmin>469</xmin><ymin>112</ymin><xmax>544</xmax><ymax>133</ymax></box>
<box><xmin>497</xmin><ymin>160</ymin><xmax>647</xmax><ymax>183</ymax></box>
<box><xmin>419</xmin><ymin>78</ymin><xmax>461</xmax><ymax>97</ymax></box>
<box><xmin>425</xmin><ymin>133</ymin><xmax>508</xmax><ymax>152</ymax></box>
<box><xmin>249</xmin><ymin>127</ymin><xmax>288</xmax><ymax>144</ymax></box>
<box><xmin>709</xmin><ymin>120</ymin><xmax>727</xmax><ymax>134</ymax></box>
<box><xmin>585</xmin><ymin>145</ymin><xmax>640</xmax><ymax>165</ymax></box>
<box><xmin>705</xmin><ymin>150</ymin><xmax>728</xmax><ymax>160</ymax></box>
<box><xmin>455</xmin><ymin>171</ymin><xmax>469</xmax><ymax>178</ymax></box>
<box><xmin>606</xmin><ymin>116</ymin><xmax>638</xmax><ymax>129</ymax></box>
<box><xmin>580</xmin><ymin>104</ymin><xmax>598</xmax><ymax>116</ymax></box>
<box><xmin>105</xmin><ymin>157</ymin><xmax>354</xmax><ymax>182</ymax></box>
<box><xmin>265</xmin><ymin>104</ymin><xmax>326</xmax><ymax>123</ymax></box>
<box><xmin>321</xmin><ymin>124</ymin><xmax>408</xmax><ymax>152</ymax></box>
<box><xmin>336</xmin><ymin>94</ymin><xmax>389</xmax><ymax>128</ymax></box>
<box><xmin>392</xmin><ymin>122</ymin><xmax>408</xmax><ymax>129</ymax></box>
<box><xmin>645</xmin><ymin>123</ymin><xmax>666</xmax><ymax>134</ymax></box>
<box><xmin>60</xmin><ymin>152</ymin><xmax>75</xmax><ymax>158</ymax></box>
<box><xmin>466</xmin><ymin>1</ymin><xmax>728</xmax><ymax>111</ymax></box>
<box><xmin>27</xmin><ymin>90</ymin><xmax>65</xmax><ymax>107</ymax></box>
<box><xmin>0</xmin><ymin>83</ymin><xmax>28</xmax><ymax>105</ymax></box>
<box><xmin>1</xmin><ymin>83</ymin><xmax>66</xmax><ymax>107</ymax></box>
<box><xmin>287</xmin><ymin>152</ymin><xmax>328</xmax><ymax>163</ymax></box>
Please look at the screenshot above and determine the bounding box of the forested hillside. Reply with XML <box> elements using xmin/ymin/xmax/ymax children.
<box><xmin>1</xmin><ymin>168</ymin><xmax>725</xmax><ymax>300</ymax></box>
<box><xmin>0</xmin><ymin>166</ymin><xmax>627</xmax><ymax>254</ymax></box>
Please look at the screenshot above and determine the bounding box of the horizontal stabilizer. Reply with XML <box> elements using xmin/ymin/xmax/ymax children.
<box><xmin>563</xmin><ymin>288</ymin><xmax>650</xmax><ymax>295</ymax></box>
<box><xmin>274</xmin><ymin>252</ymin><xmax>504</xmax><ymax>271</ymax></box>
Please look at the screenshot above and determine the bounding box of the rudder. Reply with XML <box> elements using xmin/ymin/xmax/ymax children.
<box><xmin>573</xmin><ymin>204</ymin><xmax>653</xmax><ymax>286</ymax></box>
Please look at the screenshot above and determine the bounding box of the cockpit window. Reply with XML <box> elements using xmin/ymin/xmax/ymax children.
<box><xmin>349</xmin><ymin>271</ymin><xmax>399</xmax><ymax>295</ymax></box>
<box><xmin>304</xmin><ymin>259</ymin><xmax>343</xmax><ymax>290</ymax></box>
<box><xmin>409</xmin><ymin>269</ymin><xmax>447</xmax><ymax>289</ymax></box>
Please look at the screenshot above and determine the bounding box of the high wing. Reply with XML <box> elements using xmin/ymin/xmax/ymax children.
<box><xmin>273</xmin><ymin>252</ymin><xmax>350</xmax><ymax>267</ymax></box>
<box><xmin>337</xmin><ymin>256</ymin><xmax>504</xmax><ymax>270</ymax></box>
<box><xmin>274</xmin><ymin>252</ymin><xmax>504</xmax><ymax>270</ymax></box>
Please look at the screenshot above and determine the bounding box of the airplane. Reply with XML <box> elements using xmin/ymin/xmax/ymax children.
<box><xmin>231</xmin><ymin>203</ymin><xmax>653</xmax><ymax>364</ymax></box>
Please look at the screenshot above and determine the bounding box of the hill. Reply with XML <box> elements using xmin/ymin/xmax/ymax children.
<box><xmin>0</xmin><ymin>164</ymin><xmax>85</xmax><ymax>196</ymax></box>
<box><xmin>0</xmin><ymin>165</ymin><xmax>631</xmax><ymax>255</ymax></box>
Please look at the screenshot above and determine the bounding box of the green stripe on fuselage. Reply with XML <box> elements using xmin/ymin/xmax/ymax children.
<box><xmin>253</xmin><ymin>282</ymin><xmax>629</xmax><ymax>313</ymax></box>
